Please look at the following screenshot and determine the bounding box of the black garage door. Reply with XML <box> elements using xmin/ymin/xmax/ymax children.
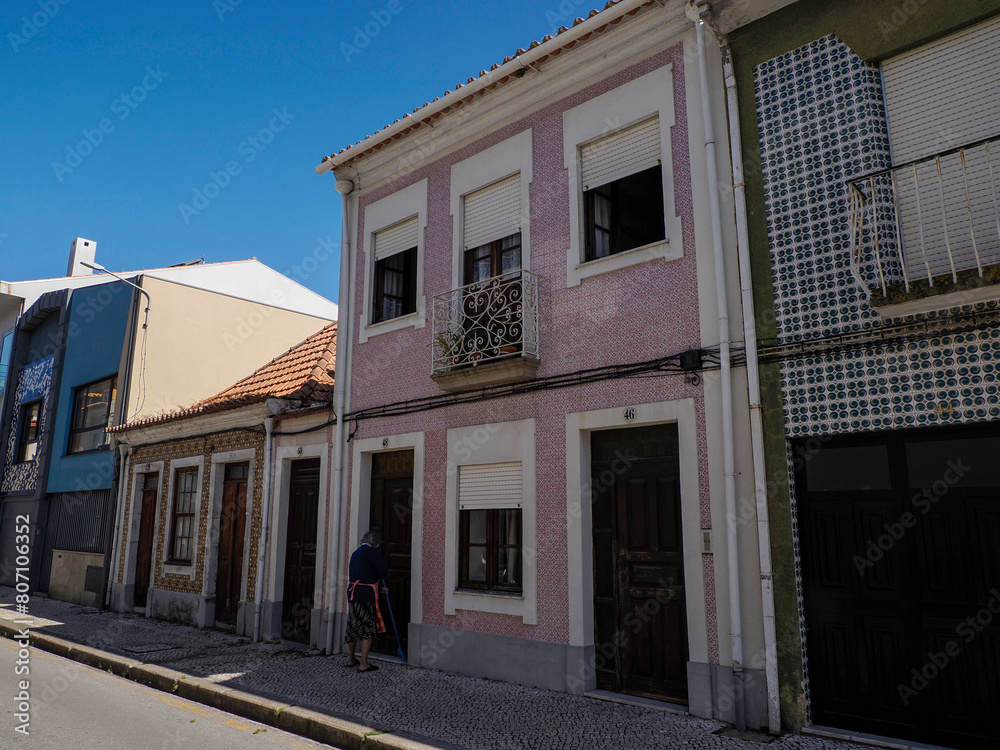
<box><xmin>795</xmin><ymin>426</ymin><xmax>1000</xmax><ymax>749</ymax></box>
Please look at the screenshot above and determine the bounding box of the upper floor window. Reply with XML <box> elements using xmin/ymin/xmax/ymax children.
<box><xmin>18</xmin><ymin>399</ymin><xmax>42</xmax><ymax>463</ymax></box>
<box><xmin>581</xmin><ymin>116</ymin><xmax>664</xmax><ymax>262</ymax></box>
<box><xmin>372</xmin><ymin>217</ymin><xmax>419</xmax><ymax>324</ymax></box>
<box><xmin>461</xmin><ymin>173</ymin><xmax>523</xmax><ymax>281</ymax></box>
<box><xmin>68</xmin><ymin>375</ymin><xmax>117</xmax><ymax>454</ymax></box>
<box><xmin>465</xmin><ymin>234</ymin><xmax>522</xmax><ymax>284</ymax></box>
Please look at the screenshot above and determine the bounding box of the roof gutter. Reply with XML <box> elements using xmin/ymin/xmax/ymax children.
<box><xmin>314</xmin><ymin>0</ymin><xmax>656</xmax><ymax>175</ymax></box>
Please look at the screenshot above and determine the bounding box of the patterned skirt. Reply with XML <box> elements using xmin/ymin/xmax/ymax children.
<box><xmin>345</xmin><ymin>601</ymin><xmax>377</xmax><ymax>642</ymax></box>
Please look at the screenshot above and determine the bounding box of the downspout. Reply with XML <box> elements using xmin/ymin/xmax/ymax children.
<box><xmin>688</xmin><ymin>5</ymin><xmax>745</xmax><ymax>731</ymax></box>
<box><xmin>253</xmin><ymin>416</ymin><xmax>275</xmax><ymax>642</ymax></box>
<box><xmin>693</xmin><ymin>0</ymin><xmax>781</xmax><ymax>733</ymax></box>
<box><xmin>325</xmin><ymin>177</ymin><xmax>355</xmax><ymax>654</ymax></box>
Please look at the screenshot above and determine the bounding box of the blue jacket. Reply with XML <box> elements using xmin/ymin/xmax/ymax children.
<box><xmin>348</xmin><ymin>544</ymin><xmax>389</xmax><ymax>604</ymax></box>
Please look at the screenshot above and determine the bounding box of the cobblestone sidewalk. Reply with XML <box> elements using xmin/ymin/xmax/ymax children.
<box><xmin>0</xmin><ymin>587</ymin><xmax>869</xmax><ymax>750</ymax></box>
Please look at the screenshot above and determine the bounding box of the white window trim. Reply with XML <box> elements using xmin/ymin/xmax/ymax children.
<box><xmin>122</xmin><ymin>460</ymin><xmax>164</xmax><ymax>594</ymax></box>
<box><xmin>450</xmin><ymin>129</ymin><xmax>534</xmax><ymax>291</ymax></box>
<box><xmin>360</xmin><ymin>178</ymin><xmax>428</xmax><ymax>343</ymax></box>
<box><xmin>348</xmin><ymin>431</ymin><xmax>425</xmax><ymax>626</ymax></box>
<box><xmin>204</xmin><ymin>448</ymin><xmax>256</xmax><ymax>602</ymax></box>
<box><xmin>564</xmin><ymin>399</ymin><xmax>705</xmax><ymax>665</ymax></box>
<box><xmin>444</xmin><ymin>419</ymin><xmax>536</xmax><ymax>624</ymax></box>
<box><xmin>265</xmin><ymin>443</ymin><xmax>329</xmax><ymax>635</ymax></box>
<box><xmin>162</xmin><ymin>455</ymin><xmax>205</xmax><ymax>580</ymax></box>
<box><xmin>563</xmin><ymin>65</ymin><xmax>682</xmax><ymax>287</ymax></box>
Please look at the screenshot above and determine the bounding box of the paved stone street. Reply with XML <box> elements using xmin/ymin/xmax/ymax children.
<box><xmin>0</xmin><ymin>587</ymin><xmax>870</xmax><ymax>750</ymax></box>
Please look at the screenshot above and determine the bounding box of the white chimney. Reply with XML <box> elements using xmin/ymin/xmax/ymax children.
<box><xmin>67</xmin><ymin>237</ymin><xmax>97</xmax><ymax>276</ymax></box>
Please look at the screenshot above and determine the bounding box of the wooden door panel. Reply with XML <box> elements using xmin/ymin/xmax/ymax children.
<box><xmin>133</xmin><ymin>487</ymin><xmax>158</xmax><ymax>609</ymax></box>
<box><xmin>215</xmin><ymin>477</ymin><xmax>247</xmax><ymax>626</ymax></box>
<box><xmin>593</xmin><ymin>425</ymin><xmax>686</xmax><ymax>703</ymax></box>
<box><xmin>282</xmin><ymin>459</ymin><xmax>320</xmax><ymax>643</ymax></box>
<box><xmin>370</xmin><ymin>455</ymin><xmax>413</xmax><ymax>657</ymax></box>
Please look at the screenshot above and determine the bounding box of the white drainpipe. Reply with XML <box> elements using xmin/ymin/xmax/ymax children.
<box><xmin>325</xmin><ymin>178</ymin><xmax>354</xmax><ymax>654</ymax></box>
<box><xmin>719</xmin><ymin>35</ymin><xmax>782</xmax><ymax>740</ymax></box>
<box><xmin>690</xmin><ymin>7</ymin><xmax>746</xmax><ymax>732</ymax></box>
<box><xmin>253</xmin><ymin>416</ymin><xmax>275</xmax><ymax>642</ymax></box>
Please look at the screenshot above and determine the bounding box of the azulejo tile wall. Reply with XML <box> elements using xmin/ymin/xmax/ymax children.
<box><xmin>755</xmin><ymin>34</ymin><xmax>890</xmax><ymax>344</ymax></box>
<box><xmin>1</xmin><ymin>356</ymin><xmax>54</xmax><ymax>495</ymax></box>
<box><xmin>755</xmin><ymin>35</ymin><xmax>1000</xmax><ymax>439</ymax></box>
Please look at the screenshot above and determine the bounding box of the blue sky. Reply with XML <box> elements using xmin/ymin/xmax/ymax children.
<box><xmin>0</xmin><ymin>0</ymin><xmax>588</xmax><ymax>304</ymax></box>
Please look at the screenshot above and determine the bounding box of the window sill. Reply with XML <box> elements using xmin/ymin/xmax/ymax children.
<box><xmin>65</xmin><ymin>446</ymin><xmax>111</xmax><ymax>458</ymax></box>
<box><xmin>455</xmin><ymin>588</ymin><xmax>523</xmax><ymax>599</ymax></box>
<box><xmin>163</xmin><ymin>562</ymin><xmax>195</xmax><ymax>579</ymax></box>
<box><xmin>360</xmin><ymin>308</ymin><xmax>424</xmax><ymax>343</ymax></box>
<box><xmin>570</xmin><ymin>238</ymin><xmax>680</xmax><ymax>287</ymax></box>
<box><xmin>431</xmin><ymin>355</ymin><xmax>539</xmax><ymax>392</ymax></box>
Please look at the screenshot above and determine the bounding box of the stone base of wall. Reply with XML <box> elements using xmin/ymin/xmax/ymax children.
<box><xmin>406</xmin><ymin>623</ymin><xmax>768</xmax><ymax>729</ymax></box>
<box><xmin>108</xmin><ymin>582</ymin><xmax>134</xmax><ymax>613</ymax></box>
<box><xmin>48</xmin><ymin>550</ymin><xmax>104</xmax><ymax>608</ymax></box>
<box><xmin>148</xmin><ymin>587</ymin><xmax>210</xmax><ymax>628</ymax></box>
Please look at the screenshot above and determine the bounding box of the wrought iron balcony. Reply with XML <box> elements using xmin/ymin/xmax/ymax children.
<box><xmin>431</xmin><ymin>270</ymin><xmax>539</xmax><ymax>389</ymax></box>
<box><xmin>848</xmin><ymin>136</ymin><xmax>1000</xmax><ymax>313</ymax></box>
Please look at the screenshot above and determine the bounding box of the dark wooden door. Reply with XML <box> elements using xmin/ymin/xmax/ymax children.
<box><xmin>796</xmin><ymin>427</ymin><xmax>1000</xmax><ymax>750</ymax></box>
<box><xmin>369</xmin><ymin>451</ymin><xmax>413</xmax><ymax>657</ymax></box>
<box><xmin>282</xmin><ymin>458</ymin><xmax>320</xmax><ymax>644</ymax></box>
<box><xmin>591</xmin><ymin>424</ymin><xmax>687</xmax><ymax>703</ymax></box>
<box><xmin>215</xmin><ymin>463</ymin><xmax>248</xmax><ymax>626</ymax></box>
<box><xmin>133</xmin><ymin>473</ymin><xmax>159</xmax><ymax>609</ymax></box>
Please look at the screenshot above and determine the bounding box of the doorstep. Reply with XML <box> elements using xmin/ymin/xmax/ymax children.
<box><xmin>803</xmin><ymin>724</ymin><xmax>955</xmax><ymax>750</ymax></box>
<box><xmin>584</xmin><ymin>689</ymin><xmax>688</xmax><ymax>714</ymax></box>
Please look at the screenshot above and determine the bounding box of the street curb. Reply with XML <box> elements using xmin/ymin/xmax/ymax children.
<box><xmin>0</xmin><ymin>621</ymin><xmax>463</xmax><ymax>750</ymax></box>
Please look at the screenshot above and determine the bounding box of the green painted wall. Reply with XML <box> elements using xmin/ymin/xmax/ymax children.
<box><xmin>725</xmin><ymin>0</ymin><xmax>1000</xmax><ymax>732</ymax></box>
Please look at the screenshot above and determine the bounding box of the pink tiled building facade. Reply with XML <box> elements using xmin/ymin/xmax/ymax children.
<box><xmin>319</xmin><ymin>0</ymin><xmax>770</xmax><ymax>727</ymax></box>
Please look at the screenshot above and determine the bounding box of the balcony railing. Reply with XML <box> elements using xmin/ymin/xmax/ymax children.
<box><xmin>848</xmin><ymin>136</ymin><xmax>1000</xmax><ymax>307</ymax></box>
<box><xmin>431</xmin><ymin>270</ymin><xmax>539</xmax><ymax>377</ymax></box>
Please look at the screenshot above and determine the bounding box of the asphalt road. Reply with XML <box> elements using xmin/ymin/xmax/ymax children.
<box><xmin>0</xmin><ymin>639</ymin><xmax>338</xmax><ymax>749</ymax></box>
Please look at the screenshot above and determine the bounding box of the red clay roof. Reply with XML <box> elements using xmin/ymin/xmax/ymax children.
<box><xmin>320</xmin><ymin>0</ymin><xmax>652</xmax><ymax>169</ymax></box>
<box><xmin>113</xmin><ymin>323</ymin><xmax>337</xmax><ymax>431</ymax></box>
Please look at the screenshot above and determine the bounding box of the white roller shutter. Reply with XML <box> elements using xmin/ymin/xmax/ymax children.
<box><xmin>463</xmin><ymin>174</ymin><xmax>521</xmax><ymax>250</ymax></box>
<box><xmin>374</xmin><ymin>216</ymin><xmax>419</xmax><ymax>261</ymax></box>
<box><xmin>458</xmin><ymin>462</ymin><xmax>522</xmax><ymax>510</ymax></box>
<box><xmin>581</xmin><ymin>115</ymin><xmax>660</xmax><ymax>191</ymax></box>
<box><xmin>883</xmin><ymin>15</ymin><xmax>1000</xmax><ymax>163</ymax></box>
<box><xmin>882</xmin><ymin>16</ymin><xmax>1000</xmax><ymax>278</ymax></box>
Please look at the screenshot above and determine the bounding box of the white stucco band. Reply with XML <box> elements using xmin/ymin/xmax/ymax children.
<box><xmin>562</xmin><ymin>64</ymin><xmax>682</xmax><ymax>287</ymax></box>
<box><xmin>449</xmin><ymin>128</ymin><xmax>534</xmax><ymax>290</ymax></box>
<box><xmin>444</xmin><ymin>419</ymin><xmax>537</xmax><ymax>625</ymax></box>
<box><xmin>359</xmin><ymin>178</ymin><xmax>429</xmax><ymax>342</ymax></box>
<box><xmin>564</xmin><ymin>398</ymin><xmax>706</xmax><ymax>665</ymax></box>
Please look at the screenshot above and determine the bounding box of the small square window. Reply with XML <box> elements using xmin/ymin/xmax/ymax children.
<box><xmin>68</xmin><ymin>375</ymin><xmax>118</xmax><ymax>454</ymax></box>
<box><xmin>17</xmin><ymin>400</ymin><xmax>42</xmax><ymax>463</ymax></box>
<box><xmin>584</xmin><ymin>165</ymin><xmax>665</xmax><ymax>261</ymax></box>
<box><xmin>373</xmin><ymin>247</ymin><xmax>417</xmax><ymax>324</ymax></box>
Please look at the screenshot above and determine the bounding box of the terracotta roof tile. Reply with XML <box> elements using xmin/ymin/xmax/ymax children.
<box><xmin>113</xmin><ymin>323</ymin><xmax>337</xmax><ymax>431</ymax></box>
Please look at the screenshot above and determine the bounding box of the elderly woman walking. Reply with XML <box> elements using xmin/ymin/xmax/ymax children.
<box><xmin>345</xmin><ymin>530</ymin><xmax>390</xmax><ymax>672</ymax></box>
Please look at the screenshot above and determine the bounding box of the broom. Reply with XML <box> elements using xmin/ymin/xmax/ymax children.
<box><xmin>381</xmin><ymin>580</ymin><xmax>406</xmax><ymax>660</ymax></box>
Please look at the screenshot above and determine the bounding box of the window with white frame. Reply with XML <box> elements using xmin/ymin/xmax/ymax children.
<box><xmin>581</xmin><ymin>116</ymin><xmax>665</xmax><ymax>261</ymax></box>
<box><xmin>458</xmin><ymin>462</ymin><xmax>522</xmax><ymax>593</ymax></box>
<box><xmin>562</xmin><ymin>66</ymin><xmax>679</xmax><ymax>286</ymax></box>
<box><xmin>168</xmin><ymin>467</ymin><xmax>199</xmax><ymax>564</ymax></box>
<box><xmin>372</xmin><ymin>216</ymin><xmax>419</xmax><ymax>323</ymax></box>
<box><xmin>361</xmin><ymin>178</ymin><xmax>428</xmax><ymax>341</ymax></box>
